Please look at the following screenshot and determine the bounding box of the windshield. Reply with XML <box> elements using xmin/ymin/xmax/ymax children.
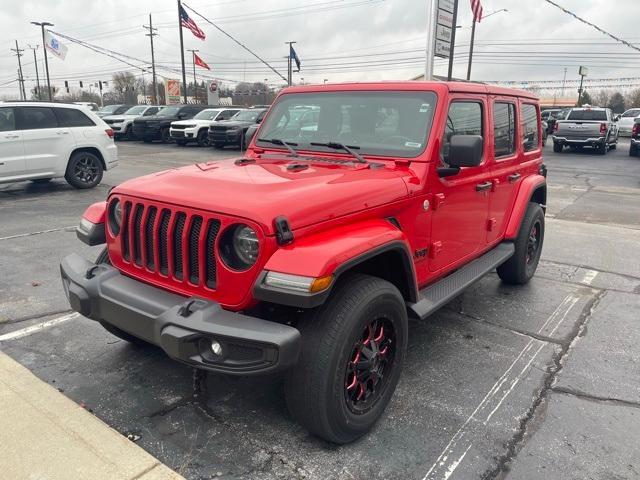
<box><xmin>99</xmin><ymin>105</ymin><xmax>119</xmax><ymax>114</ymax></box>
<box><xmin>124</xmin><ymin>106</ymin><xmax>148</xmax><ymax>115</ymax></box>
<box><xmin>568</xmin><ymin>110</ymin><xmax>607</xmax><ymax>121</ymax></box>
<box><xmin>256</xmin><ymin>91</ymin><xmax>437</xmax><ymax>158</ymax></box>
<box><xmin>622</xmin><ymin>109</ymin><xmax>640</xmax><ymax>118</ymax></box>
<box><xmin>194</xmin><ymin>109</ymin><xmax>221</xmax><ymax>120</ymax></box>
<box><xmin>231</xmin><ymin>110</ymin><xmax>263</xmax><ymax>122</ymax></box>
<box><xmin>157</xmin><ymin>106</ymin><xmax>181</xmax><ymax>117</ymax></box>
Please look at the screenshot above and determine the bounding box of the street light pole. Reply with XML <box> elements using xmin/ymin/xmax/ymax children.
<box><xmin>31</xmin><ymin>21</ymin><xmax>53</xmax><ymax>101</ymax></box>
<box><xmin>424</xmin><ymin>0</ymin><xmax>437</xmax><ymax>80</ymax></box>
<box><xmin>467</xmin><ymin>9</ymin><xmax>507</xmax><ymax>81</ymax></box>
<box><xmin>143</xmin><ymin>14</ymin><xmax>159</xmax><ymax>105</ymax></box>
<box><xmin>27</xmin><ymin>44</ymin><xmax>41</xmax><ymax>100</ymax></box>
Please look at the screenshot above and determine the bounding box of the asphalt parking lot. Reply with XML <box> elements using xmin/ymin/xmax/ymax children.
<box><xmin>1</xmin><ymin>139</ymin><xmax>639</xmax><ymax>480</ymax></box>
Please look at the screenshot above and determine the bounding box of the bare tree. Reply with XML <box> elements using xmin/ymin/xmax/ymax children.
<box><xmin>593</xmin><ymin>90</ymin><xmax>611</xmax><ymax>108</ymax></box>
<box><xmin>111</xmin><ymin>72</ymin><xmax>140</xmax><ymax>104</ymax></box>
<box><xmin>625</xmin><ymin>89</ymin><xmax>640</xmax><ymax>109</ymax></box>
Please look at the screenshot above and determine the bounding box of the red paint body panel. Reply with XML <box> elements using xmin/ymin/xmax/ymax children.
<box><xmin>82</xmin><ymin>201</ymin><xmax>106</xmax><ymax>224</ymax></box>
<box><xmin>87</xmin><ymin>81</ymin><xmax>545</xmax><ymax>311</ymax></box>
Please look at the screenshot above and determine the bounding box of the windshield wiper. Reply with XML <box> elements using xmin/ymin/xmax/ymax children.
<box><xmin>310</xmin><ymin>142</ymin><xmax>367</xmax><ymax>163</ymax></box>
<box><xmin>258</xmin><ymin>138</ymin><xmax>299</xmax><ymax>157</ymax></box>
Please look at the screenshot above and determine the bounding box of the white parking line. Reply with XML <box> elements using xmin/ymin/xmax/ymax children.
<box><xmin>422</xmin><ymin>293</ymin><xmax>582</xmax><ymax>480</ymax></box>
<box><xmin>580</xmin><ymin>269</ymin><xmax>599</xmax><ymax>286</ymax></box>
<box><xmin>0</xmin><ymin>226</ymin><xmax>76</xmax><ymax>241</ymax></box>
<box><xmin>0</xmin><ymin>313</ymin><xmax>79</xmax><ymax>342</ymax></box>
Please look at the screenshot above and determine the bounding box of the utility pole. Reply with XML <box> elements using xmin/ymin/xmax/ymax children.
<box><xmin>27</xmin><ymin>44</ymin><xmax>41</xmax><ymax>100</ymax></box>
<box><xmin>11</xmin><ymin>41</ymin><xmax>26</xmax><ymax>100</ymax></box>
<box><xmin>143</xmin><ymin>14</ymin><xmax>158</xmax><ymax>105</ymax></box>
<box><xmin>424</xmin><ymin>0</ymin><xmax>437</xmax><ymax>80</ymax></box>
<box><xmin>177</xmin><ymin>0</ymin><xmax>188</xmax><ymax>103</ymax></box>
<box><xmin>187</xmin><ymin>49</ymin><xmax>199</xmax><ymax>103</ymax></box>
<box><xmin>561</xmin><ymin>67</ymin><xmax>568</xmax><ymax>99</ymax></box>
<box><xmin>31</xmin><ymin>21</ymin><xmax>53</xmax><ymax>101</ymax></box>
<box><xmin>285</xmin><ymin>41</ymin><xmax>296</xmax><ymax>86</ymax></box>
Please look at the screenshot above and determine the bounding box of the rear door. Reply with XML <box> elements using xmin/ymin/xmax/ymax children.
<box><xmin>0</xmin><ymin>106</ymin><xmax>25</xmax><ymax>179</ymax></box>
<box><xmin>487</xmin><ymin>97</ymin><xmax>520</xmax><ymax>243</ymax></box>
<box><xmin>429</xmin><ymin>96</ymin><xmax>492</xmax><ymax>273</ymax></box>
<box><xmin>17</xmin><ymin>106</ymin><xmax>75</xmax><ymax>175</ymax></box>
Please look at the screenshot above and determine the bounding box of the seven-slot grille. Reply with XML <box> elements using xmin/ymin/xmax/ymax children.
<box><xmin>118</xmin><ymin>200</ymin><xmax>221</xmax><ymax>289</ymax></box>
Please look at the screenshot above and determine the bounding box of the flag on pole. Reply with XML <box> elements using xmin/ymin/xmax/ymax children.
<box><xmin>194</xmin><ymin>52</ymin><xmax>210</xmax><ymax>70</ymax></box>
<box><xmin>179</xmin><ymin>4</ymin><xmax>206</xmax><ymax>40</ymax></box>
<box><xmin>470</xmin><ymin>0</ymin><xmax>483</xmax><ymax>23</ymax></box>
<box><xmin>44</xmin><ymin>31</ymin><xmax>68</xmax><ymax>60</ymax></box>
<box><xmin>290</xmin><ymin>44</ymin><xmax>301</xmax><ymax>72</ymax></box>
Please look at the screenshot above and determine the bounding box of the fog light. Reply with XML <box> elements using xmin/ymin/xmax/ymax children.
<box><xmin>211</xmin><ymin>340</ymin><xmax>222</xmax><ymax>356</ymax></box>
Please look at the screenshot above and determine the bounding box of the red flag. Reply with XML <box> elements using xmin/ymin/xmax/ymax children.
<box><xmin>194</xmin><ymin>53</ymin><xmax>210</xmax><ymax>70</ymax></box>
<box><xmin>470</xmin><ymin>0</ymin><xmax>483</xmax><ymax>22</ymax></box>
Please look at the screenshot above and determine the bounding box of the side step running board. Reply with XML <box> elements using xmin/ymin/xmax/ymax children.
<box><xmin>408</xmin><ymin>242</ymin><xmax>515</xmax><ymax>320</ymax></box>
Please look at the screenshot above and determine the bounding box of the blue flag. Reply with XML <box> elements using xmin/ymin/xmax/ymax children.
<box><xmin>290</xmin><ymin>45</ymin><xmax>301</xmax><ymax>72</ymax></box>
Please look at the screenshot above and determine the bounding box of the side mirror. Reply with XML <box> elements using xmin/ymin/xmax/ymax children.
<box><xmin>447</xmin><ymin>135</ymin><xmax>483</xmax><ymax>168</ymax></box>
<box><xmin>243</xmin><ymin>126</ymin><xmax>258</xmax><ymax>151</ymax></box>
<box><xmin>613</xmin><ymin>115</ymin><xmax>620</xmax><ymax>122</ymax></box>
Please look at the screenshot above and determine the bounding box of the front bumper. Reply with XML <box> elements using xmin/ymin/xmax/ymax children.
<box><xmin>60</xmin><ymin>254</ymin><xmax>301</xmax><ymax>375</ymax></box>
<box><xmin>553</xmin><ymin>135</ymin><xmax>607</xmax><ymax>147</ymax></box>
<box><xmin>209</xmin><ymin>129</ymin><xmax>241</xmax><ymax>145</ymax></box>
<box><xmin>170</xmin><ymin>128</ymin><xmax>197</xmax><ymax>140</ymax></box>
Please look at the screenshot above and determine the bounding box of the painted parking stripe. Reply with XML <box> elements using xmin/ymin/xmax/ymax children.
<box><xmin>0</xmin><ymin>312</ymin><xmax>79</xmax><ymax>342</ymax></box>
<box><xmin>422</xmin><ymin>293</ymin><xmax>582</xmax><ymax>480</ymax></box>
<box><xmin>580</xmin><ymin>269</ymin><xmax>599</xmax><ymax>286</ymax></box>
<box><xmin>0</xmin><ymin>226</ymin><xmax>76</xmax><ymax>241</ymax></box>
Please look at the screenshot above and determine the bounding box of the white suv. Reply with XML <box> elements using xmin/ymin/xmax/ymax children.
<box><xmin>103</xmin><ymin>105</ymin><xmax>164</xmax><ymax>140</ymax></box>
<box><xmin>170</xmin><ymin>107</ymin><xmax>241</xmax><ymax>146</ymax></box>
<box><xmin>0</xmin><ymin>102</ymin><xmax>118</xmax><ymax>189</ymax></box>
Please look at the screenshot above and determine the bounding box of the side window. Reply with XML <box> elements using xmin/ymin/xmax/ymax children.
<box><xmin>493</xmin><ymin>102</ymin><xmax>516</xmax><ymax>158</ymax></box>
<box><xmin>145</xmin><ymin>107</ymin><xmax>158</xmax><ymax>116</ymax></box>
<box><xmin>521</xmin><ymin>103</ymin><xmax>539</xmax><ymax>152</ymax></box>
<box><xmin>16</xmin><ymin>107</ymin><xmax>58</xmax><ymax>130</ymax></box>
<box><xmin>0</xmin><ymin>107</ymin><xmax>16</xmax><ymax>132</ymax></box>
<box><xmin>54</xmin><ymin>108</ymin><xmax>95</xmax><ymax>127</ymax></box>
<box><xmin>441</xmin><ymin>101</ymin><xmax>483</xmax><ymax>165</ymax></box>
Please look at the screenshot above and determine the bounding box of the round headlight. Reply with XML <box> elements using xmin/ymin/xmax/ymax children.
<box><xmin>108</xmin><ymin>198</ymin><xmax>122</xmax><ymax>236</ymax></box>
<box><xmin>220</xmin><ymin>224</ymin><xmax>259</xmax><ymax>271</ymax></box>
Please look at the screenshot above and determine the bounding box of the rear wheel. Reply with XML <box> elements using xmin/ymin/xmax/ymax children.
<box><xmin>630</xmin><ymin>143</ymin><xmax>638</xmax><ymax>157</ymax></box>
<box><xmin>95</xmin><ymin>248</ymin><xmax>149</xmax><ymax>346</ymax></box>
<box><xmin>597</xmin><ymin>142</ymin><xmax>607</xmax><ymax>155</ymax></box>
<box><xmin>497</xmin><ymin>202</ymin><xmax>545</xmax><ymax>285</ymax></box>
<box><xmin>553</xmin><ymin>142</ymin><xmax>563</xmax><ymax>153</ymax></box>
<box><xmin>160</xmin><ymin>127</ymin><xmax>170</xmax><ymax>143</ymax></box>
<box><xmin>284</xmin><ymin>274</ymin><xmax>408</xmax><ymax>444</ymax></box>
<box><xmin>197</xmin><ymin>129</ymin><xmax>210</xmax><ymax>147</ymax></box>
<box><xmin>65</xmin><ymin>151</ymin><xmax>103</xmax><ymax>189</ymax></box>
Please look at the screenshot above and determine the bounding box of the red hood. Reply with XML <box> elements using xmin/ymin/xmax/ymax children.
<box><xmin>113</xmin><ymin>157</ymin><xmax>411</xmax><ymax>234</ymax></box>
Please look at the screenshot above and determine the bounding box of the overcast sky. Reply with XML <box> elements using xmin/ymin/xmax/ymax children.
<box><xmin>1</xmin><ymin>0</ymin><xmax>638</xmax><ymax>98</ymax></box>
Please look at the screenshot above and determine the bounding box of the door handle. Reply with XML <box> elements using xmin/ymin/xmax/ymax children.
<box><xmin>508</xmin><ymin>173</ymin><xmax>522</xmax><ymax>183</ymax></box>
<box><xmin>476</xmin><ymin>181</ymin><xmax>492</xmax><ymax>192</ymax></box>
<box><xmin>2</xmin><ymin>134</ymin><xmax>19</xmax><ymax>139</ymax></box>
<box><xmin>56</xmin><ymin>131</ymin><xmax>69</xmax><ymax>135</ymax></box>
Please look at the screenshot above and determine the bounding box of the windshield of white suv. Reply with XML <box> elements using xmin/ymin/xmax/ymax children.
<box><xmin>156</xmin><ymin>106</ymin><xmax>181</xmax><ymax>116</ymax></box>
<box><xmin>622</xmin><ymin>109</ymin><xmax>640</xmax><ymax>118</ymax></box>
<box><xmin>124</xmin><ymin>106</ymin><xmax>148</xmax><ymax>115</ymax></box>
<box><xmin>194</xmin><ymin>109</ymin><xmax>221</xmax><ymax>120</ymax></box>
<box><xmin>231</xmin><ymin>110</ymin><xmax>264</xmax><ymax>122</ymax></box>
<box><xmin>256</xmin><ymin>91</ymin><xmax>437</xmax><ymax>158</ymax></box>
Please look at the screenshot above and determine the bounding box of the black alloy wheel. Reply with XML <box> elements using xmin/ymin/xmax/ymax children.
<box><xmin>65</xmin><ymin>151</ymin><xmax>103</xmax><ymax>189</ymax></box>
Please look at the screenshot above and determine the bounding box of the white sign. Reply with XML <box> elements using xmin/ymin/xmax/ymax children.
<box><xmin>438</xmin><ymin>0</ymin><xmax>455</xmax><ymax>14</ymax></box>
<box><xmin>436</xmin><ymin>24</ymin><xmax>452</xmax><ymax>43</ymax></box>
<box><xmin>437</xmin><ymin>9</ymin><xmax>454</xmax><ymax>28</ymax></box>
<box><xmin>579</xmin><ymin>66</ymin><xmax>589</xmax><ymax>76</ymax></box>
<box><xmin>207</xmin><ymin>81</ymin><xmax>220</xmax><ymax>105</ymax></box>
<box><xmin>44</xmin><ymin>31</ymin><xmax>68</xmax><ymax>61</ymax></box>
<box><xmin>435</xmin><ymin>39</ymin><xmax>451</xmax><ymax>59</ymax></box>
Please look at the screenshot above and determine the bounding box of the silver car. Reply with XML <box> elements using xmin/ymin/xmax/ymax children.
<box><xmin>617</xmin><ymin>108</ymin><xmax>640</xmax><ymax>137</ymax></box>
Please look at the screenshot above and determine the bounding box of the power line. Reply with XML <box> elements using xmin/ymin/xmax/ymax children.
<box><xmin>543</xmin><ymin>0</ymin><xmax>640</xmax><ymax>53</ymax></box>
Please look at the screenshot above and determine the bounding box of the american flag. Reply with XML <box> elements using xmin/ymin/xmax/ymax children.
<box><xmin>470</xmin><ymin>0</ymin><xmax>483</xmax><ymax>23</ymax></box>
<box><xmin>179</xmin><ymin>4</ymin><xmax>205</xmax><ymax>40</ymax></box>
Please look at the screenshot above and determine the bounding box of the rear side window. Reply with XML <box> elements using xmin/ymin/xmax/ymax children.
<box><xmin>54</xmin><ymin>108</ymin><xmax>95</xmax><ymax>127</ymax></box>
<box><xmin>521</xmin><ymin>103</ymin><xmax>539</xmax><ymax>152</ymax></box>
<box><xmin>441</xmin><ymin>101</ymin><xmax>483</xmax><ymax>164</ymax></box>
<box><xmin>0</xmin><ymin>107</ymin><xmax>16</xmax><ymax>132</ymax></box>
<box><xmin>145</xmin><ymin>107</ymin><xmax>159</xmax><ymax>116</ymax></box>
<box><xmin>16</xmin><ymin>107</ymin><xmax>58</xmax><ymax>130</ymax></box>
<box><xmin>567</xmin><ymin>110</ymin><xmax>607</xmax><ymax>121</ymax></box>
<box><xmin>493</xmin><ymin>102</ymin><xmax>516</xmax><ymax>157</ymax></box>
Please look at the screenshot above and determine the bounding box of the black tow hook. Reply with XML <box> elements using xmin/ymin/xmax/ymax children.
<box><xmin>85</xmin><ymin>265</ymin><xmax>101</xmax><ymax>279</ymax></box>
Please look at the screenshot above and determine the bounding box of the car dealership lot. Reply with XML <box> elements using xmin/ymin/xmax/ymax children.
<box><xmin>1</xmin><ymin>141</ymin><xmax>639</xmax><ymax>479</ymax></box>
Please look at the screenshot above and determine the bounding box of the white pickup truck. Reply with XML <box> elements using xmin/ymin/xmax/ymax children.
<box><xmin>553</xmin><ymin>107</ymin><xmax>618</xmax><ymax>155</ymax></box>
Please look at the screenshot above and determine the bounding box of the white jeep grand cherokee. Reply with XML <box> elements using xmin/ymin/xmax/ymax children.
<box><xmin>0</xmin><ymin>102</ymin><xmax>118</xmax><ymax>188</ymax></box>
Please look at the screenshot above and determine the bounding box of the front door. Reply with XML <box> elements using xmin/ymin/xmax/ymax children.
<box><xmin>0</xmin><ymin>107</ymin><xmax>25</xmax><ymax>180</ymax></box>
<box><xmin>429</xmin><ymin>97</ymin><xmax>492</xmax><ymax>273</ymax></box>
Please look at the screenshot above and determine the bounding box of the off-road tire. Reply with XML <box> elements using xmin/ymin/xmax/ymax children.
<box><xmin>65</xmin><ymin>151</ymin><xmax>103</xmax><ymax>189</ymax></box>
<box><xmin>95</xmin><ymin>248</ymin><xmax>149</xmax><ymax>346</ymax></box>
<box><xmin>160</xmin><ymin>128</ymin><xmax>170</xmax><ymax>143</ymax></box>
<box><xmin>630</xmin><ymin>144</ymin><xmax>638</xmax><ymax>157</ymax></box>
<box><xmin>197</xmin><ymin>129</ymin><xmax>209</xmax><ymax>147</ymax></box>
<box><xmin>497</xmin><ymin>202</ymin><xmax>545</xmax><ymax>285</ymax></box>
<box><xmin>553</xmin><ymin>142</ymin><xmax>563</xmax><ymax>153</ymax></box>
<box><xmin>284</xmin><ymin>274</ymin><xmax>408</xmax><ymax>444</ymax></box>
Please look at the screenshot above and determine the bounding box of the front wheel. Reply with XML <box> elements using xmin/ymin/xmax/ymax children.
<box><xmin>284</xmin><ymin>274</ymin><xmax>408</xmax><ymax>444</ymax></box>
<box><xmin>65</xmin><ymin>151</ymin><xmax>103</xmax><ymax>189</ymax></box>
<box><xmin>553</xmin><ymin>142</ymin><xmax>563</xmax><ymax>153</ymax></box>
<box><xmin>497</xmin><ymin>202</ymin><xmax>545</xmax><ymax>285</ymax></box>
<box><xmin>197</xmin><ymin>129</ymin><xmax>210</xmax><ymax>147</ymax></box>
<box><xmin>160</xmin><ymin>128</ymin><xmax>170</xmax><ymax>143</ymax></box>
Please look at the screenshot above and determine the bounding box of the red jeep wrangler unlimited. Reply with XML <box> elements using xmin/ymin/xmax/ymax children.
<box><xmin>61</xmin><ymin>82</ymin><xmax>547</xmax><ymax>444</ymax></box>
